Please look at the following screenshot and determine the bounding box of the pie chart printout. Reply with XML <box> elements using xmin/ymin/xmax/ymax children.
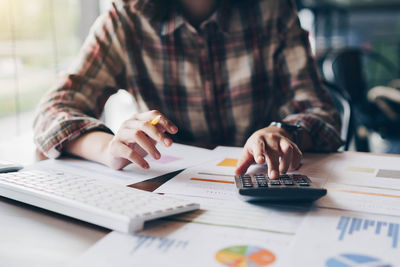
<box><xmin>215</xmin><ymin>245</ymin><xmax>276</xmax><ymax>267</ymax></box>
<box><xmin>326</xmin><ymin>253</ymin><xmax>393</xmax><ymax>267</ymax></box>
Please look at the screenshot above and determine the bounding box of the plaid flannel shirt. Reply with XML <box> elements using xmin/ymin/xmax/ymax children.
<box><xmin>33</xmin><ymin>0</ymin><xmax>343</xmax><ymax>158</ymax></box>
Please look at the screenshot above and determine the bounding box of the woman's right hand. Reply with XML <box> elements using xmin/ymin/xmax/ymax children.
<box><xmin>105</xmin><ymin>110</ymin><xmax>178</xmax><ymax>170</ymax></box>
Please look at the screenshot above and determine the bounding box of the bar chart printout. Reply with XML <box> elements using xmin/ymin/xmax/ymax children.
<box><xmin>336</xmin><ymin>216</ymin><xmax>399</xmax><ymax>249</ymax></box>
<box><xmin>326</xmin><ymin>254</ymin><xmax>393</xmax><ymax>267</ymax></box>
<box><xmin>131</xmin><ymin>235</ymin><xmax>189</xmax><ymax>254</ymax></box>
<box><xmin>286</xmin><ymin>209</ymin><xmax>400</xmax><ymax>266</ymax></box>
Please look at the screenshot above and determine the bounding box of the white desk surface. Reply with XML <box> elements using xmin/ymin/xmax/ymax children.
<box><xmin>0</xmin><ymin>133</ymin><xmax>398</xmax><ymax>266</ymax></box>
<box><xmin>0</xmin><ymin>133</ymin><xmax>108</xmax><ymax>267</ymax></box>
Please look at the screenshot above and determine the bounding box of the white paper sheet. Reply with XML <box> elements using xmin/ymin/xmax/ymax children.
<box><xmin>29</xmin><ymin>143</ymin><xmax>213</xmax><ymax>186</ymax></box>
<box><xmin>312</xmin><ymin>153</ymin><xmax>400</xmax><ymax>216</ymax></box>
<box><xmin>159</xmin><ymin>195</ymin><xmax>310</xmax><ymax>235</ymax></box>
<box><xmin>285</xmin><ymin>208</ymin><xmax>400</xmax><ymax>266</ymax></box>
<box><xmin>69</xmin><ymin>219</ymin><xmax>295</xmax><ymax>267</ymax></box>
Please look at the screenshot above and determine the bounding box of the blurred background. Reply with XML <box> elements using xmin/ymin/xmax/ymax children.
<box><xmin>0</xmin><ymin>0</ymin><xmax>399</xmax><ymax>153</ymax></box>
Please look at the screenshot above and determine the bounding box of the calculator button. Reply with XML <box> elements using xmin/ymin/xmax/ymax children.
<box><xmin>294</xmin><ymin>180</ymin><xmax>308</xmax><ymax>185</ymax></box>
<box><xmin>257</xmin><ymin>181</ymin><xmax>268</xmax><ymax>187</ymax></box>
<box><xmin>240</xmin><ymin>176</ymin><xmax>253</xmax><ymax>188</ymax></box>
<box><xmin>297</xmin><ymin>183</ymin><xmax>310</xmax><ymax>186</ymax></box>
<box><xmin>241</xmin><ymin>175</ymin><xmax>251</xmax><ymax>180</ymax></box>
<box><xmin>269</xmin><ymin>180</ymin><xmax>281</xmax><ymax>186</ymax></box>
<box><xmin>281</xmin><ymin>180</ymin><xmax>294</xmax><ymax>186</ymax></box>
<box><xmin>293</xmin><ymin>174</ymin><xmax>310</xmax><ymax>186</ymax></box>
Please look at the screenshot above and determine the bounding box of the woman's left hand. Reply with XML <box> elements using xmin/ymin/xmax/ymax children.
<box><xmin>235</xmin><ymin>126</ymin><xmax>303</xmax><ymax>179</ymax></box>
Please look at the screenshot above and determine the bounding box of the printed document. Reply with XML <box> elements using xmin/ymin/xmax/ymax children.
<box><xmin>30</xmin><ymin>143</ymin><xmax>213</xmax><ymax>186</ymax></box>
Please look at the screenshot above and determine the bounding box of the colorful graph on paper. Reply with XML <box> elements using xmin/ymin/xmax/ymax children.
<box><xmin>217</xmin><ymin>158</ymin><xmax>238</xmax><ymax>167</ymax></box>
<box><xmin>336</xmin><ymin>216</ymin><xmax>399</xmax><ymax>249</ymax></box>
<box><xmin>215</xmin><ymin>245</ymin><xmax>275</xmax><ymax>267</ymax></box>
<box><xmin>131</xmin><ymin>235</ymin><xmax>189</xmax><ymax>254</ymax></box>
<box><xmin>326</xmin><ymin>253</ymin><xmax>393</xmax><ymax>267</ymax></box>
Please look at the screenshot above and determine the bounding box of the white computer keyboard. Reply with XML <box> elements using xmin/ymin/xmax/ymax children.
<box><xmin>0</xmin><ymin>170</ymin><xmax>199</xmax><ymax>233</ymax></box>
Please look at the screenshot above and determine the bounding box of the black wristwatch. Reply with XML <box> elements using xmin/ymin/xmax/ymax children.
<box><xmin>269</xmin><ymin>121</ymin><xmax>302</xmax><ymax>146</ymax></box>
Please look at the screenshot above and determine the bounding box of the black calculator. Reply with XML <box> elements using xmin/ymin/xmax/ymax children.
<box><xmin>234</xmin><ymin>174</ymin><xmax>327</xmax><ymax>202</ymax></box>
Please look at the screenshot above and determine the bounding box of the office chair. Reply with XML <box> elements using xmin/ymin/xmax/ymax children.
<box><xmin>321</xmin><ymin>47</ymin><xmax>399</xmax><ymax>152</ymax></box>
<box><xmin>323</xmin><ymin>80</ymin><xmax>351</xmax><ymax>151</ymax></box>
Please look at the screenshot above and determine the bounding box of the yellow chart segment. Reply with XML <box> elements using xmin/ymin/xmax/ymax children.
<box><xmin>217</xmin><ymin>158</ymin><xmax>239</xmax><ymax>167</ymax></box>
<box><xmin>215</xmin><ymin>246</ymin><xmax>276</xmax><ymax>267</ymax></box>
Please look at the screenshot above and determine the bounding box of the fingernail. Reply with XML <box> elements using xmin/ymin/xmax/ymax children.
<box><xmin>170</xmin><ymin>126</ymin><xmax>178</xmax><ymax>133</ymax></box>
<box><xmin>164</xmin><ymin>138</ymin><xmax>172</xmax><ymax>146</ymax></box>
<box><xmin>257</xmin><ymin>156</ymin><xmax>264</xmax><ymax>164</ymax></box>
<box><xmin>143</xmin><ymin>163</ymin><xmax>149</xmax><ymax>169</ymax></box>
<box><xmin>270</xmin><ymin>170</ymin><xmax>277</xmax><ymax>178</ymax></box>
<box><xmin>155</xmin><ymin>152</ymin><xmax>161</xmax><ymax>159</ymax></box>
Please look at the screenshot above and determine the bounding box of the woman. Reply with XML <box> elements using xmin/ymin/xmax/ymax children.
<box><xmin>33</xmin><ymin>0</ymin><xmax>343</xmax><ymax>179</ymax></box>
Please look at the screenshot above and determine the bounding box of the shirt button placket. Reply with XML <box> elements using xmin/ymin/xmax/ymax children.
<box><xmin>197</xmin><ymin>34</ymin><xmax>217</xmax><ymax>136</ymax></box>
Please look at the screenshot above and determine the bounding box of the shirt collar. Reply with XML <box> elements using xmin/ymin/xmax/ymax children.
<box><xmin>133</xmin><ymin>0</ymin><xmax>232</xmax><ymax>36</ymax></box>
<box><xmin>162</xmin><ymin>8</ymin><xmax>232</xmax><ymax>36</ymax></box>
<box><xmin>160</xmin><ymin>12</ymin><xmax>186</xmax><ymax>36</ymax></box>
